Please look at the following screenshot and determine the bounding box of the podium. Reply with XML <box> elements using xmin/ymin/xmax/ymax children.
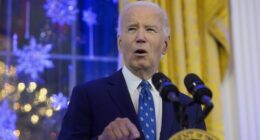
<box><xmin>169</xmin><ymin>129</ymin><xmax>219</xmax><ymax>140</ymax></box>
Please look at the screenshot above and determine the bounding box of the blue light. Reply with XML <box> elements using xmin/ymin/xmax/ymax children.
<box><xmin>0</xmin><ymin>99</ymin><xmax>18</xmax><ymax>140</ymax></box>
<box><xmin>43</xmin><ymin>0</ymin><xmax>79</xmax><ymax>25</ymax></box>
<box><xmin>14</xmin><ymin>37</ymin><xmax>54</xmax><ymax>80</ymax></box>
<box><xmin>50</xmin><ymin>92</ymin><xmax>68</xmax><ymax>111</ymax></box>
<box><xmin>83</xmin><ymin>8</ymin><xmax>97</xmax><ymax>26</ymax></box>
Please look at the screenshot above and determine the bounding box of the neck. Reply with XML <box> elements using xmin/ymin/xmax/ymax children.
<box><xmin>126</xmin><ymin>66</ymin><xmax>157</xmax><ymax>80</ymax></box>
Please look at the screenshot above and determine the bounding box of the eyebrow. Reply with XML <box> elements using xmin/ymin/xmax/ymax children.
<box><xmin>126</xmin><ymin>24</ymin><xmax>159</xmax><ymax>29</ymax></box>
<box><xmin>127</xmin><ymin>23</ymin><xmax>138</xmax><ymax>28</ymax></box>
<box><xmin>145</xmin><ymin>25</ymin><xmax>159</xmax><ymax>30</ymax></box>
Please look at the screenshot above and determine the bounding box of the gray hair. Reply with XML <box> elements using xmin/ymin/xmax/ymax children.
<box><xmin>117</xmin><ymin>1</ymin><xmax>170</xmax><ymax>36</ymax></box>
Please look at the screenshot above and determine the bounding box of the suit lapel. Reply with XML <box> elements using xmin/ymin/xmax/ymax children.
<box><xmin>107</xmin><ymin>70</ymin><xmax>142</xmax><ymax>133</ymax></box>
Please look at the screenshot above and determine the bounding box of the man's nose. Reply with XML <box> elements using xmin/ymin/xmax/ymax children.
<box><xmin>136</xmin><ymin>29</ymin><xmax>146</xmax><ymax>43</ymax></box>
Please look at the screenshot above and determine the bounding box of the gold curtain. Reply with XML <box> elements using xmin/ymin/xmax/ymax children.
<box><xmin>120</xmin><ymin>0</ymin><xmax>230</xmax><ymax>139</ymax></box>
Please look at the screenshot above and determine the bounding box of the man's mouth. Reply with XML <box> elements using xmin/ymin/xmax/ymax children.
<box><xmin>134</xmin><ymin>49</ymin><xmax>148</xmax><ymax>55</ymax></box>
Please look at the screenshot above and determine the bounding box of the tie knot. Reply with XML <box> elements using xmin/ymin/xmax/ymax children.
<box><xmin>140</xmin><ymin>80</ymin><xmax>151</xmax><ymax>90</ymax></box>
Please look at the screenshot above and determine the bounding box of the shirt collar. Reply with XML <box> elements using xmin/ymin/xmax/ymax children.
<box><xmin>122</xmin><ymin>66</ymin><xmax>160</xmax><ymax>98</ymax></box>
<box><xmin>122</xmin><ymin>66</ymin><xmax>142</xmax><ymax>96</ymax></box>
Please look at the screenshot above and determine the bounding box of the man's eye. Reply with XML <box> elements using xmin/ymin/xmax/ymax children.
<box><xmin>147</xmin><ymin>28</ymin><xmax>156</xmax><ymax>32</ymax></box>
<box><xmin>128</xmin><ymin>27</ymin><xmax>136</xmax><ymax>31</ymax></box>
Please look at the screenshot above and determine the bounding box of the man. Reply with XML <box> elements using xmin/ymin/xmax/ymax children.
<box><xmin>58</xmin><ymin>1</ymin><xmax>205</xmax><ymax>140</ymax></box>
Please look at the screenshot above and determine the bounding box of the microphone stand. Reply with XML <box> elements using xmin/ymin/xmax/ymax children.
<box><xmin>196</xmin><ymin>102</ymin><xmax>214</xmax><ymax>127</ymax></box>
<box><xmin>173</xmin><ymin>102</ymin><xmax>189</xmax><ymax>130</ymax></box>
<box><xmin>189</xmin><ymin>101</ymin><xmax>214</xmax><ymax>128</ymax></box>
<box><xmin>173</xmin><ymin>101</ymin><xmax>214</xmax><ymax>130</ymax></box>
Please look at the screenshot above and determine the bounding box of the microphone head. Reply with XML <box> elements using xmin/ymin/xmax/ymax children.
<box><xmin>184</xmin><ymin>73</ymin><xmax>204</xmax><ymax>92</ymax></box>
<box><xmin>184</xmin><ymin>73</ymin><xmax>212</xmax><ymax>103</ymax></box>
<box><xmin>152</xmin><ymin>72</ymin><xmax>170</xmax><ymax>91</ymax></box>
<box><xmin>152</xmin><ymin>72</ymin><xmax>179</xmax><ymax>102</ymax></box>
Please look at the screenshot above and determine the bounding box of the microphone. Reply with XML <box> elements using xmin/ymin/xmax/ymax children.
<box><xmin>152</xmin><ymin>72</ymin><xmax>180</xmax><ymax>103</ymax></box>
<box><xmin>184</xmin><ymin>73</ymin><xmax>212</xmax><ymax>106</ymax></box>
<box><xmin>152</xmin><ymin>72</ymin><xmax>189</xmax><ymax>129</ymax></box>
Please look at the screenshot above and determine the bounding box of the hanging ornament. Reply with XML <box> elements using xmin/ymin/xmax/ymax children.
<box><xmin>43</xmin><ymin>0</ymin><xmax>79</xmax><ymax>25</ymax></box>
<box><xmin>0</xmin><ymin>99</ymin><xmax>18</xmax><ymax>140</ymax></box>
<box><xmin>83</xmin><ymin>8</ymin><xmax>97</xmax><ymax>26</ymax></box>
<box><xmin>82</xmin><ymin>8</ymin><xmax>97</xmax><ymax>58</ymax></box>
<box><xmin>50</xmin><ymin>92</ymin><xmax>68</xmax><ymax>111</ymax></box>
<box><xmin>13</xmin><ymin>35</ymin><xmax>54</xmax><ymax>80</ymax></box>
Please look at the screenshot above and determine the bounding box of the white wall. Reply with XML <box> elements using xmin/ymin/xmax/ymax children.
<box><xmin>222</xmin><ymin>0</ymin><xmax>260</xmax><ymax>140</ymax></box>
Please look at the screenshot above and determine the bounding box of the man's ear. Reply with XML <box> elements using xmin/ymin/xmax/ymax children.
<box><xmin>162</xmin><ymin>36</ymin><xmax>170</xmax><ymax>55</ymax></box>
<box><xmin>117</xmin><ymin>35</ymin><xmax>122</xmax><ymax>52</ymax></box>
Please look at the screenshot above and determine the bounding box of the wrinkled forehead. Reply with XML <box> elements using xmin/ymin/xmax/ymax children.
<box><xmin>121</xmin><ymin>6</ymin><xmax>163</xmax><ymax>26</ymax></box>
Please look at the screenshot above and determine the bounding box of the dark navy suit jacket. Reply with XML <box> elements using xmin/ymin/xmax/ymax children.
<box><xmin>58</xmin><ymin>70</ymin><xmax>206</xmax><ymax>140</ymax></box>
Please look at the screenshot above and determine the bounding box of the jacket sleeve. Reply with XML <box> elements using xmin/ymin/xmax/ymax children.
<box><xmin>57</xmin><ymin>85</ymin><xmax>99</xmax><ymax>140</ymax></box>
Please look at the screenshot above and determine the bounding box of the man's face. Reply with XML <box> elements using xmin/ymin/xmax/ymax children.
<box><xmin>118</xmin><ymin>6</ymin><xmax>169</xmax><ymax>72</ymax></box>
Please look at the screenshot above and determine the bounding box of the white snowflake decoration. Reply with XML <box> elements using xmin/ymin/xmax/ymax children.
<box><xmin>14</xmin><ymin>37</ymin><xmax>54</xmax><ymax>80</ymax></box>
<box><xmin>43</xmin><ymin>0</ymin><xmax>79</xmax><ymax>25</ymax></box>
<box><xmin>50</xmin><ymin>92</ymin><xmax>68</xmax><ymax>111</ymax></box>
<box><xmin>0</xmin><ymin>99</ymin><xmax>18</xmax><ymax>140</ymax></box>
<box><xmin>83</xmin><ymin>8</ymin><xmax>97</xmax><ymax>26</ymax></box>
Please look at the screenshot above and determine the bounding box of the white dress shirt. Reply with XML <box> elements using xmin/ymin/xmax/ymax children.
<box><xmin>122</xmin><ymin>66</ymin><xmax>162</xmax><ymax>140</ymax></box>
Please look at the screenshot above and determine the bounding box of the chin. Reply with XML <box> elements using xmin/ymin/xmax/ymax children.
<box><xmin>132</xmin><ymin>64</ymin><xmax>151</xmax><ymax>70</ymax></box>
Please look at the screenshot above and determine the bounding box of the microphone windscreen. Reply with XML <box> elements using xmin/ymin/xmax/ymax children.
<box><xmin>184</xmin><ymin>73</ymin><xmax>204</xmax><ymax>92</ymax></box>
<box><xmin>152</xmin><ymin>72</ymin><xmax>180</xmax><ymax>102</ymax></box>
<box><xmin>152</xmin><ymin>72</ymin><xmax>170</xmax><ymax>91</ymax></box>
<box><xmin>184</xmin><ymin>73</ymin><xmax>212</xmax><ymax>102</ymax></box>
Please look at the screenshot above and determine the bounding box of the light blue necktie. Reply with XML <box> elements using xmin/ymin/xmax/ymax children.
<box><xmin>138</xmin><ymin>80</ymin><xmax>156</xmax><ymax>140</ymax></box>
